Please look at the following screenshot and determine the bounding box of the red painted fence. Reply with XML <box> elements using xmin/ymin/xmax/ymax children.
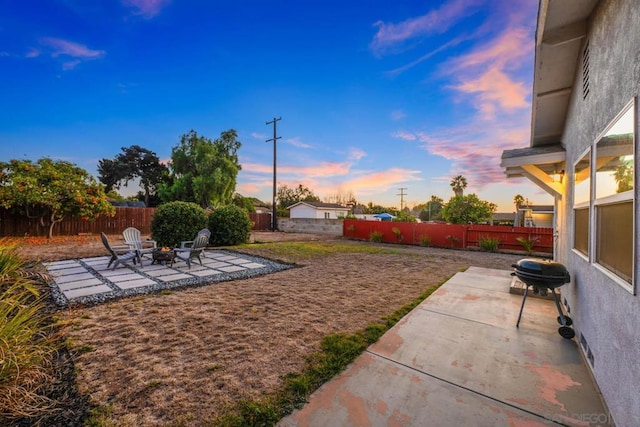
<box><xmin>343</xmin><ymin>219</ymin><xmax>553</xmax><ymax>254</ymax></box>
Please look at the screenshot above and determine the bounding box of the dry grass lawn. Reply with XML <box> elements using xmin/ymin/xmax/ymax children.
<box><xmin>19</xmin><ymin>235</ymin><xmax>524</xmax><ymax>425</ymax></box>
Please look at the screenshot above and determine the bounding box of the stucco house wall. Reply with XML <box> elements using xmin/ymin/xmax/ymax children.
<box><xmin>558</xmin><ymin>1</ymin><xmax>640</xmax><ymax>425</ymax></box>
<box><xmin>288</xmin><ymin>202</ymin><xmax>349</xmax><ymax>219</ymax></box>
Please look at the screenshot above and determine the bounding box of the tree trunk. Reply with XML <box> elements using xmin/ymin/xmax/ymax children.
<box><xmin>48</xmin><ymin>210</ymin><xmax>63</xmax><ymax>239</ymax></box>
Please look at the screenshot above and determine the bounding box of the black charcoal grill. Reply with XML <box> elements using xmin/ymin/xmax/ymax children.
<box><xmin>512</xmin><ymin>258</ymin><xmax>575</xmax><ymax>339</ymax></box>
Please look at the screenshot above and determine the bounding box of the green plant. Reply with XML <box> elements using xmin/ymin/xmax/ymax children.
<box><xmin>346</xmin><ymin>224</ymin><xmax>356</xmax><ymax>233</ymax></box>
<box><xmin>151</xmin><ymin>201</ymin><xmax>208</xmax><ymax>247</ymax></box>
<box><xmin>479</xmin><ymin>235</ymin><xmax>500</xmax><ymax>252</ymax></box>
<box><xmin>419</xmin><ymin>235</ymin><xmax>431</xmax><ymax>247</ymax></box>
<box><xmin>369</xmin><ymin>230</ymin><xmax>384</xmax><ymax>243</ymax></box>
<box><xmin>391</xmin><ymin>227</ymin><xmax>403</xmax><ymax>242</ymax></box>
<box><xmin>0</xmin><ymin>241</ymin><xmax>58</xmax><ymax>420</ymax></box>
<box><xmin>516</xmin><ymin>236</ymin><xmax>540</xmax><ymax>255</ymax></box>
<box><xmin>446</xmin><ymin>235</ymin><xmax>459</xmax><ymax>247</ymax></box>
<box><xmin>208</xmin><ymin>205</ymin><xmax>252</xmax><ymax>246</ymax></box>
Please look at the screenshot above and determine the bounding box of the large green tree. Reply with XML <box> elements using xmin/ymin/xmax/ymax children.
<box><xmin>98</xmin><ymin>145</ymin><xmax>168</xmax><ymax>207</ymax></box>
<box><xmin>277</xmin><ymin>184</ymin><xmax>321</xmax><ymax>209</ymax></box>
<box><xmin>0</xmin><ymin>158</ymin><xmax>115</xmax><ymax>238</ymax></box>
<box><xmin>417</xmin><ymin>195</ymin><xmax>444</xmax><ymax>221</ymax></box>
<box><xmin>441</xmin><ymin>194</ymin><xmax>497</xmax><ymax>224</ymax></box>
<box><xmin>159</xmin><ymin>129</ymin><xmax>241</xmax><ymax>208</ymax></box>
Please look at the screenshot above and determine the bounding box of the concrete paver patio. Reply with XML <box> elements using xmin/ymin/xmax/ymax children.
<box><xmin>280</xmin><ymin>267</ymin><xmax>610</xmax><ymax>427</ymax></box>
<box><xmin>45</xmin><ymin>249</ymin><xmax>291</xmax><ymax>306</ymax></box>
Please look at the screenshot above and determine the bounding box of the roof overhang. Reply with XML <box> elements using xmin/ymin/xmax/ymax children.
<box><xmin>531</xmin><ymin>0</ymin><xmax>598</xmax><ymax>147</ymax></box>
<box><xmin>501</xmin><ymin>144</ymin><xmax>566</xmax><ymax>198</ymax></box>
<box><xmin>500</xmin><ymin>0</ymin><xmax>599</xmax><ymax>197</ymax></box>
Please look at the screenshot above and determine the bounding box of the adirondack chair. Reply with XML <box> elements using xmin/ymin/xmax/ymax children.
<box><xmin>172</xmin><ymin>233</ymin><xmax>209</xmax><ymax>269</ymax></box>
<box><xmin>122</xmin><ymin>227</ymin><xmax>157</xmax><ymax>261</ymax></box>
<box><xmin>180</xmin><ymin>228</ymin><xmax>211</xmax><ymax>258</ymax></box>
<box><xmin>101</xmin><ymin>232</ymin><xmax>141</xmax><ymax>270</ymax></box>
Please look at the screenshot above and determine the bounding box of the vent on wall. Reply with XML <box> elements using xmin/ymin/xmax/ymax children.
<box><xmin>580</xmin><ymin>332</ymin><xmax>595</xmax><ymax>368</ymax></box>
<box><xmin>582</xmin><ymin>40</ymin><xmax>590</xmax><ymax>100</ymax></box>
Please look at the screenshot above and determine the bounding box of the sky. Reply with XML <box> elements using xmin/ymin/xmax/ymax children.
<box><xmin>0</xmin><ymin>0</ymin><xmax>552</xmax><ymax>212</ymax></box>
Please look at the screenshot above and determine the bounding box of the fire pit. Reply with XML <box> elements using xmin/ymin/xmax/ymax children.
<box><xmin>512</xmin><ymin>258</ymin><xmax>574</xmax><ymax>339</ymax></box>
<box><xmin>152</xmin><ymin>247</ymin><xmax>175</xmax><ymax>266</ymax></box>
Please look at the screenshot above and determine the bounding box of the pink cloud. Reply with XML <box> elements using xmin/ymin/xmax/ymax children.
<box><xmin>123</xmin><ymin>0</ymin><xmax>170</xmax><ymax>19</ymax></box>
<box><xmin>242</xmin><ymin>161</ymin><xmax>351</xmax><ymax>177</ymax></box>
<box><xmin>453</xmin><ymin>66</ymin><xmax>528</xmax><ymax>119</ymax></box>
<box><xmin>339</xmin><ymin>168</ymin><xmax>422</xmax><ymax>195</ymax></box>
<box><xmin>390</xmin><ymin>110</ymin><xmax>407</xmax><ymax>120</ymax></box>
<box><xmin>40</xmin><ymin>38</ymin><xmax>105</xmax><ymax>59</ymax></box>
<box><xmin>25</xmin><ymin>48</ymin><xmax>41</xmax><ymax>58</ymax></box>
<box><xmin>391</xmin><ymin>131</ymin><xmax>417</xmax><ymax>141</ymax></box>
<box><xmin>348</xmin><ymin>148</ymin><xmax>367</xmax><ymax>161</ymax></box>
<box><xmin>370</xmin><ymin>0</ymin><xmax>484</xmax><ymax>55</ymax></box>
<box><xmin>447</xmin><ymin>27</ymin><xmax>531</xmax><ymax>71</ymax></box>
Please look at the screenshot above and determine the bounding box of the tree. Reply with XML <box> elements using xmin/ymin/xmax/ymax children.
<box><xmin>324</xmin><ymin>190</ymin><xmax>357</xmax><ymax>207</ymax></box>
<box><xmin>0</xmin><ymin>158</ymin><xmax>115</xmax><ymax>238</ymax></box>
<box><xmin>441</xmin><ymin>194</ymin><xmax>497</xmax><ymax>224</ymax></box>
<box><xmin>98</xmin><ymin>145</ymin><xmax>169</xmax><ymax>207</ymax></box>
<box><xmin>159</xmin><ymin>129</ymin><xmax>241</xmax><ymax>208</ymax></box>
<box><xmin>232</xmin><ymin>193</ymin><xmax>256</xmax><ymax>213</ymax></box>
<box><xmin>513</xmin><ymin>194</ymin><xmax>525</xmax><ymax>210</ymax></box>
<box><xmin>277</xmin><ymin>184</ymin><xmax>320</xmax><ymax>210</ymax></box>
<box><xmin>450</xmin><ymin>175</ymin><xmax>468</xmax><ymax>197</ymax></box>
<box><xmin>419</xmin><ymin>195</ymin><xmax>444</xmax><ymax>221</ymax></box>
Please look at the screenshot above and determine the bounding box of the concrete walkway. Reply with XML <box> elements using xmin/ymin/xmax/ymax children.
<box><xmin>280</xmin><ymin>267</ymin><xmax>610</xmax><ymax>427</ymax></box>
<box><xmin>45</xmin><ymin>250</ymin><xmax>290</xmax><ymax>306</ymax></box>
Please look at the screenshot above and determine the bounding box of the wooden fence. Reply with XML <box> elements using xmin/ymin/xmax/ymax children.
<box><xmin>0</xmin><ymin>208</ymin><xmax>274</xmax><ymax>237</ymax></box>
<box><xmin>343</xmin><ymin>219</ymin><xmax>554</xmax><ymax>254</ymax></box>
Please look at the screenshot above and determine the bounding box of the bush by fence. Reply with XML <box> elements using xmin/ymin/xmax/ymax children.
<box><xmin>343</xmin><ymin>219</ymin><xmax>553</xmax><ymax>254</ymax></box>
<box><xmin>0</xmin><ymin>208</ymin><xmax>273</xmax><ymax>237</ymax></box>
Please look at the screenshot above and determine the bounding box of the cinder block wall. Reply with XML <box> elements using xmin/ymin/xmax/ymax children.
<box><xmin>277</xmin><ymin>218</ymin><xmax>343</xmax><ymax>235</ymax></box>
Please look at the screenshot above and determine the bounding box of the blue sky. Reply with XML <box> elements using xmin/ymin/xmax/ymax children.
<box><xmin>0</xmin><ymin>0</ymin><xmax>550</xmax><ymax>212</ymax></box>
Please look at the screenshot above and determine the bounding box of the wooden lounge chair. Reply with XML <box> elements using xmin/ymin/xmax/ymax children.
<box><xmin>172</xmin><ymin>233</ymin><xmax>209</xmax><ymax>269</ymax></box>
<box><xmin>123</xmin><ymin>227</ymin><xmax>157</xmax><ymax>261</ymax></box>
<box><xmin>101</xmin><ymin>232</ymin><xmax>141</xmax><ymax>270</ymax></box>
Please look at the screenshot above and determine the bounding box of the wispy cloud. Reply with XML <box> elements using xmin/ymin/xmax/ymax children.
<box><xmin>251</xmin><ymin>132</ymin><xmax>267</xmax><ymax>140</ymax></box>
<box><xmin>348</xmin><ymin>148</ymin><xmax>367</xmax><ymax>161</ymax></box>
<box><xmin>391</xmin><ymin>131</ymin><xmax>416</xmax><ymax>141</ymax></box>
<box><xmin>286</xmin><ymin>137</ymin><xmax>312</xmax><ymax>149</ymax></box>
<box><xmin>390</xmin><ymin>110</ymin><xmax>406</xmax><ymax>120</ymax></box>
<box><xmin>35</xmin><ymin>37</ymin><xmax>105</xmax><ymax>70</ymax></box>
<box><xmin>338</xmin><ymin>168</ymin><xmax>423</xmax><ymax>197</ymax></box>
<box><xmin>123</xmin><ymin>0</ymin><xmax>170</xmax><ymax>19</ymax></box>
<box><xmin>370</xmin><ymin>0</ymin><xmax>484</xmax><ymax>55</ymax></box>
<box><xmin>242</xmin><ymin>161</ymin><xmax>351</xmax><ymax>177</ymax></box>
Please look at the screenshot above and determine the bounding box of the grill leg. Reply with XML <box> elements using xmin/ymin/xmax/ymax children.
<box><xmin>516</xmin><ymin>285</ymin><xmax>529</xmax><ymax>328</ymax></box>
<box><xmin>550</xmin><ymin>289</ymin><xmax>567</xmax><ymax>325</ymax></box>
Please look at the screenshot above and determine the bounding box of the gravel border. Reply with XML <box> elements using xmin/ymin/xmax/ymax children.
<box><xmin>47</xmin><ymin>250</ymin><xmax>296</xmax><ymax>308</ymax></box>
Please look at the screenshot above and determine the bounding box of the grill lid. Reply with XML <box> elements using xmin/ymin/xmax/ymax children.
<box><xmin>512</xmin><ymin>258</ymin><xmax>570</xmax><ymax>282</ymax></box>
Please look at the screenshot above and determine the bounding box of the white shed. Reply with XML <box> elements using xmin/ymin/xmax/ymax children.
<box><xmin>287</xmin><ymin>202</ymin><xmax>349</xmax><ymax>219</ymax></box>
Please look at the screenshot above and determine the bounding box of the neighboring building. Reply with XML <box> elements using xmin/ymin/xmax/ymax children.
<box><xmin>287</xmin><ymin>201</ymin><xmax>349</xmax><ymax>219</ymax></box>
<box><xmin>501</xmin><ymin>1</ymin><xmax>639</xmax><ymax>425</ymax></box>
<box><xmin>515</xmin><ymin>205</ymin><xmax>554</xmax><ymax>227</ymax></box>
<box><xmin>491</xmin><ymin>212</ymin><xmax>515</xmax><ymax>226</ymax></box>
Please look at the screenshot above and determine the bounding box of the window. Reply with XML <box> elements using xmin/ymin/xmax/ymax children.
<box><xmin>324</xmin><ymin>212</ymin><xmax>330</xmax><ymax>219</ymax></box>
<box><xmin>573</xmin><ymin>149</ymin><xmax>591</xmax><ymax>256</ymax></box>
<box><xmin>593</xmin><ymin>101</ymin><xmax>635</xmax><ymax>287</ymax></box>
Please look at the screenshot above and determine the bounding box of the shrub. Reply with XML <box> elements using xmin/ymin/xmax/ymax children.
<box><xmin>479</xmin><ymin>235</ymin><xmax>500</xmax><ymax>252</ymax></box>
<box><xmin>151</xmin><ymin>201</ymin><xmax>208</xmax><ymax>247</ymax></box>
<box><xmin>391</xmin><ymin>227</ymin><xmax>403</xmax><ymax>242</ymax></box>
<box><xmin>516</xmin><ymin>236</ymin><xmax>540</xmax><ymax>255</ymax></box>
<box><xmin>0</xmin><ymin>241</ymin><xmax>58</xmax><ymax>420</ymax></box>
<box><xmin>369</xmin><ymin>230</ymin><xmax>383</xmax><ymax>243</ymax></box>
<box><xmin>419</xmin><ymin>235</ymin><xmax>431</xmax><ymax>247</ymax></box>
<box><xmin>208</xmin><ymin>205</ymin><xmax>251</xmax><ymax>246</ymax></box>
<box><xmin>446</xmin><ymin>235</ymin><xmax>459</xmax><ymax>247</ymax></box>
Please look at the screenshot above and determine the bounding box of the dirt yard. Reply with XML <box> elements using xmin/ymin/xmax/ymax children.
<box><xmin>15</xmin><ymin>233</ymin><xmax>524</xmax><ymax>425</ymax></box>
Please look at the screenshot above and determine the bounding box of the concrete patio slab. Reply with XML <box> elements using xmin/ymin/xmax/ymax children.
<box><xmin>64</xmin><ymin>284</ymin><xmax>113</xmax><ymax>299</ymax></box>
<box><xmin>114</xmin><ymin>277</ymin><xmax>157</xmax><ymax>290</ymax></box>
<box><xmin>280</xmin><ymin>267</ymin><xmax>608</xmax><ymax>427</ymax></box>
<box><xmin>58</xmin><ymin>278</ymin><xmax>103</xmax><ymax>291</ymax></box>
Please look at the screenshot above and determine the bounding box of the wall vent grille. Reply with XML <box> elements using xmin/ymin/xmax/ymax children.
<box><xmin>582</xmin><ymin>40</ymin><xmax>590</xmax><ymax>100</ymax></box>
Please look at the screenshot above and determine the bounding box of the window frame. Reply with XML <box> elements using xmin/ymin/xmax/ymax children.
<box><xmin>589</xmin><ymin>99</ymin><xmax>636</xmax><ymax>293</ymax></box>
<box><xmin>572</xmin><ymin>147</ymin><xmax>592</xmax><ymax>260</ymax></box>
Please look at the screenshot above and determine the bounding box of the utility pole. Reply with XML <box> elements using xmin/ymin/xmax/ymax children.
<box><xmin>266</xmin><ymin>117</ymin><xmax>281</xmax><ymax>231</ymax></box>
<box><xmin>397</xmin><ymin>187</ymin><xmax>407</xmax><ymax>211</ymax></box>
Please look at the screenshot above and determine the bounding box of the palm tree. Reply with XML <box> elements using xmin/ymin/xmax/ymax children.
<box><xmin>514</xmin><ymin>194</ymin><xmax>525</xmax><ymax>210</ymax></box>
<box><xmin>450</xmin><ymin>175</ymin><xmax>467</xmax><ymax>197</ymax></box>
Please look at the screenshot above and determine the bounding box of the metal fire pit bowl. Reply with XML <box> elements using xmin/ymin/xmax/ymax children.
<box><xmin>512</xmin><ymin>258</ymin><xmax>575</xmax><ymax>339</ymax></box>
